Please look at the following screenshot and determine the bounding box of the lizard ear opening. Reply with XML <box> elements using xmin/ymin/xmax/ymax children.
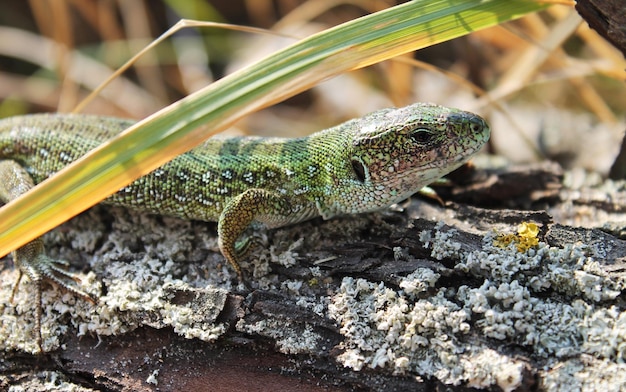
<box><xmin>351</xmin><ymin>158</ymin><xmax>367</xmax><ymax>183</ymax></box>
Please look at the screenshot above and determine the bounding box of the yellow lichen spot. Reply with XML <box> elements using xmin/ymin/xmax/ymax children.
<box><xmin>494</xmin><ymin>234</ymin><xmax>517</xmax><ymax>248</ymax></box>
<box><xmin>518</xmin><ymin>222</ymin><xmax>539</xmax><ymax>238</ymax></box>
<box><xmin>308</xmin><ymin>278</ymin><xmax>319</xmax><ymax>287</ymax></box>
<box><xmin>494</xmin><ymin>222</ymin><xmax>539</xmax><ymax>253</ymax></box>
<box><xmin>516</xmin><ymin>222</ymin><xmax>539</xmax><ymax>252</ymax></box>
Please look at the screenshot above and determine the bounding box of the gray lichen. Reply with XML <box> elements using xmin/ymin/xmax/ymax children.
<box><xmin>327</xmin><ymin>219</ymin><xmax>626</xmax><ymax>389</ymax></box>
<box><xmin>0</xmin><ymin>209</ymin><xmax>232</xmax><ymax>353</ymax></box>
<box><xmin>2</xmin><ymin>188</ymin><xmax>626</xmax><ymax>390</ymax></box>
<box><xmin>541</xmin><ymin>357</ymin><xmax>626</xmax><ymax>391</ymax></box>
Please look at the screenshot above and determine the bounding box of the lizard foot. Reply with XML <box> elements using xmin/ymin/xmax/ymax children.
<box><xmin>10</xmin><ymin>241</ymin><xmax>96</xmax><ymax>352</ymax></box>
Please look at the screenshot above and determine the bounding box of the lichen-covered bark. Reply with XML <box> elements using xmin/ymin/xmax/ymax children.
<box><xmin>2</xmin><ymin>162</ymin><xmax>626</xmax><ymax>391</ymax></box>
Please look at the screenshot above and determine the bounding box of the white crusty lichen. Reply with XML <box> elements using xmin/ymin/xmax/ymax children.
<box><xmin>328</xmin><ymin>277</ymin><xmax>472</xmax><ymax>381</ymax></box>
<box><xmin>81</xmin><ymin>258</ymin><xmax>228</xmax><ymax>342</ymax></box>
<box><xmin>270</xmin><ymin>237</ymin><xmax>303</xmax><ymax>268</ymax></box>
<box><xmin>236</xmin><ymin>317</ymin><xmax>322</xmax><ymax>355</ymax></box>
<box><xmin>462</xmin><ymin>349</ymin><xmax>525</xmax><ymax>392</ymax></box>
<box><xmin>541</xmin><ymin>356</ymin><xmax>626</xmax><ymax>391</ymax></box>
<box><xmin>5</xmin><ymin>370</ymin><xmax>97</xmax><ymax>391</ymax></box>
<box><xmin>457</xmin><ymin>280</ymin><xmax>581</xmax><ymax>358</ymax></box>
<box><xmin>419</xmin><ymin>221</ymin><xmax>461</xmax><ymax>260</ymax></box>
<box><xmin>579</xmin><ymin>304</ymin><xmax>626</xmax><ymax>362</ymax></box>
<box><xmin>295</xmin><ymin>294</ymin><xmax>329</xmax><ymax>318</ymax></box>
<box><xmin>328</xmin><ymin>276</ymin><xmax>526</xmax><ymax>388</ymax></box>
<box><xmin>0</xmin><ymin>253</ymin><xmax>230</xmax><ymax>352</ymax></box>
<box><xmin>457</xmin><ymin>233</ymin><xmax>622</xmax><ymax>303</ymax></box>
<box><xmin>398</xmin><ymin>268</ymin><xmax>440</xmax><ymax>297</ymax></box>
<box><xmin>328</xmin><ymin>220</ymin><xmax>626</xmax><ymax>388</ymax></box>
<box><xmin>0</xmin><ymin>269</ymin><xmax>91</xmax><ymax>353</ymax></box>
<box><xmin>145</xmin><ymin>368</ymin><xmax>159</xmax><ymax>386</ymax></box>
<box><xmin>456</xmin><ymin>224</ymin><xmax>626</xmax><ymax>363</ymax></box>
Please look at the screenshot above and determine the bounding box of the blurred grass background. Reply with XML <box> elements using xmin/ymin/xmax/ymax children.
<box><xmin>0</xmin><ymin>0</ymin><xmax>624</xmax><ymax>174</ymax></box>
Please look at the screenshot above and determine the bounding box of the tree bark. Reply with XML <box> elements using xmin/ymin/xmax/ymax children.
<box><xmin>2</xmin><ymin>161</ymin><xmax>626</xmax><ymax>391</ymax></box>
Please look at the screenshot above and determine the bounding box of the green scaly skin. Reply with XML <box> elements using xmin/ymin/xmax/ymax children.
<box><xmin>0</xmin><ymin>103</ymin><xmax>490</xmax><ymax>350</ymax></box>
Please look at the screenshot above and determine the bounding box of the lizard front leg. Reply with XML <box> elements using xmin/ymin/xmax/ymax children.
<box><xmin>218</xmin><ymin>188</ymin><xmax>292</xmax><ymax>282</ymax></box>
<box><xmin>0</xmin><ymin>160</ymin><xmax>96</xmax><ymax>351</ymax></box>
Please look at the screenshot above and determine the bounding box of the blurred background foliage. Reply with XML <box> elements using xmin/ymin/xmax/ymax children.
<box><xmin>0</xmin><ymin>0</ymin><xmax>624</xmax><ymax>174</ymax></box>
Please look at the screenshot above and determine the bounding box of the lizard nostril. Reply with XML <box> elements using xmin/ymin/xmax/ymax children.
<box><xmin>469</xmin><ymin>117</ymin><xmax>484</xmax><ymax>134</ymax></box>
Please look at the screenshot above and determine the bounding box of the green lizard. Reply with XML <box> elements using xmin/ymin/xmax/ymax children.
<box><xmin>0</xmin><ymin>103</ymin><xmax>489</xmax><ymax>349</ymax></box>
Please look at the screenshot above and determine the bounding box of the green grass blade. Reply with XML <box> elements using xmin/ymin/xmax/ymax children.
<box><xmin>0</xmin><ymin>0</ymin><xmax>551</xmax><ymax>256</ymax></box>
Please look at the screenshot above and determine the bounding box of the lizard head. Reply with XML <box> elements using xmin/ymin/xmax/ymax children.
<box><xmin>332</xmin><ymin>103</ymin><xmax>490</xmax><ymax>214</ymax></box>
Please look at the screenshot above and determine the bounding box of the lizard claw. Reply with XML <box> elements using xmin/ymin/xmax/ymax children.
<box><xmin>10</xmin><ymin>240</ymin><xmax>96</xmax><ymax>352</ymax></box>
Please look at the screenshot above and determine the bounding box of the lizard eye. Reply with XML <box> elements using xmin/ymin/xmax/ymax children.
<box><xmin>351</xmin><ymin>158</ymin><xmax>367</xmax><ymax>183</ymax></box>
<box><xmin>410</xmin><ymin>129</ymin><xmax>435</xmax><ymax>144</ymax></box>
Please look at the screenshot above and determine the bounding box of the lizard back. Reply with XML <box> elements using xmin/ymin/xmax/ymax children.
<box><xmin>0</xmin><ymin>113</ymin><xmax>344</xmax><ymax>224</ymax></box>
<box><xmin>0</xmin><ymin>104</ymin><xmax>490</xmax><ymax>227</ymax></box>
